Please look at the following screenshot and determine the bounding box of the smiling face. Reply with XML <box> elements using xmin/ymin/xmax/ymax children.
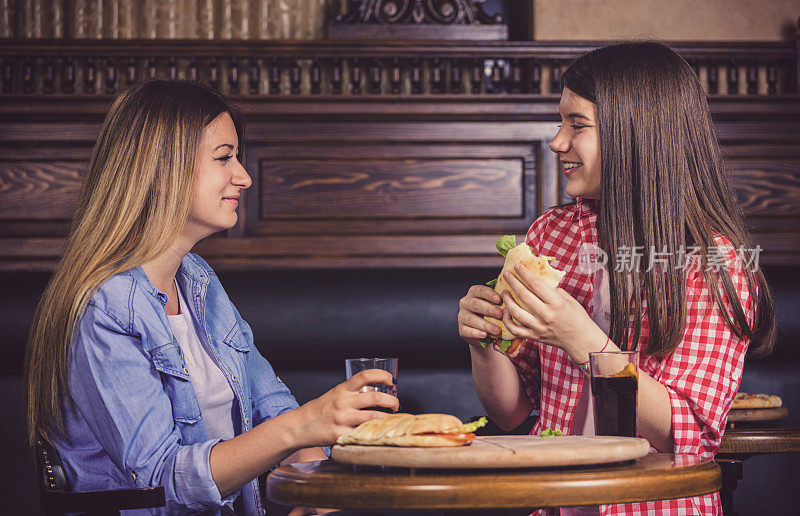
<box><xmin>549</xmin><ymin>88</ymin><xmax>602</xmax><ymax>199</ymax></box>
<box><xmin>186</xmin><ymin>112</ymin><xmax>251</xmax><ymax>241</ymax></box>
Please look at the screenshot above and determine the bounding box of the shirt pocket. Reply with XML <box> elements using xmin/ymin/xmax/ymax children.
<box><xmin>222</xmin><ymin>322</ymin><xmax>250</xmax><ymax>352</ymax></box>
<box><xmin>149</xmin><ymin>342</ymin><xmax>202</xmax><ymax>424</ymax></box>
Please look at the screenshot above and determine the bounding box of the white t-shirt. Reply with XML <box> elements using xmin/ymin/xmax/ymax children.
<box><xmin>167</xmin><ymin>281</ymin><xmax>235</xmax><ymax>441</ymax></box>
<box><xmin>570</xmin><ymin>265</ymin><xmax>611</xmax><ymax>437</ymax></box>
<box><xmin>560</xmin><ymin>267</ymin><xmax>610</xmax><ymax>516</ymax></box>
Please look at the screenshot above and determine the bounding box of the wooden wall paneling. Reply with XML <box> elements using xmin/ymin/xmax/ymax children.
<box><xmin>0</xmin><ymin>160</ymin><xmax>83</xmax><ymax>223</ymax></box>
<box><xmin>538</xmin><ymin>138</ymin><xmax>571</xmax><ymax>211</ymax></box>
<box><xmin>0</xmin><ymin>237</ymin><xmax>65</xmax><ymax>271</ymax></box>
<box><xmin>719</xmin><ymin>140</ymin><xmax>800</xmax><ymax>218</ymax></box>
<box><xmin>719</xmin><ymin>140</ymin><xmax>800</xmax><ymax>266</ymax></box>
<box><xmin>728</xmin><ymin>158</ymin><xmax>800</xmax><ymax>216</ymax></box>
<box><xmin>193</xmin><ymin>236</ymin><xmax>517</xmax><ymax>269</ymax></box>
<box><xmin>226</xmin><ymin>117</ymin><xmax>561</xmax><ymax>268</ymax></box>
<box><xmin>246</xmin><ymin>140</ymin><xmax>537</xmax><ymax>235</ymax></box>
<box><xmin>0</xmin><ymin>51</ymin><xmax>798</xmax><ymax>270</ymax></box>
<box><xmin>0</xmin><ymin>141</ymin><xmax>94</xmax><ymax>242</ymax></box>
<box><xmin>259</xmin><ymin>156</ymin><xmax>525</xmax><ymax>223</ymax></box>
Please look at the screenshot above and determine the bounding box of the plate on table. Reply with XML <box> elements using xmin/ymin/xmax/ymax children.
<box><xmin>331</xmin><ymin>435</ymin><xmax>651</xmax><ymax>469</ymax></box>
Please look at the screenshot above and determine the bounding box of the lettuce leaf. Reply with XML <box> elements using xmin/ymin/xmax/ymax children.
<box><xmin>456</xmin><ymin>416</ymin><xmax>488</xmax><ymax>434</ymax></box>
<box><xmin>495</xmin><ymin>235</ymin><xmax>517</xmax><ymax>257</ymax></box>
<box><xmin>527</xmin><ymin>246</ymin><xmax>556</xmax><ymax>262</ymax></box>
<box><xmin>478</xmin><ymin>335</ymin><xmax>495</xmax><ymax>349</ymax></box>
<box><xmin>539</xmin><ymin>428</ymin><xmax>563</xmax><ymax>436</ymax></box>
<box><xmin>486</xmin><ymin>278</ymin><xmax>498</xmax><ymax>288</ymax></box>
<box><xmin>497</xmin><ymin>339</ymin><xmax>513</xmax><ymax>352</ymax></box>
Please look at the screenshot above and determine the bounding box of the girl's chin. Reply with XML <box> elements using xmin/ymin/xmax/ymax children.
<box><xmin>565</xmin><ymin>183</ymin><xmax>585</xmax><ymax>199</ymax></box>
<box><xmin>565</xmin><ymin>181</ymin><xmax>600</xmax><ymax>199</ymax></box>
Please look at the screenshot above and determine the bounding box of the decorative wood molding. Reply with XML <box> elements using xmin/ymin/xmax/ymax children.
<box><xmin>1</xmin><ymin>39</ymin><xmax>797</xmax><ymax>96</ymax></box>
<box><xmin>335</xmin><ymin>0</ymin><xmax>503</xmax><ymax>25</ymax></box>
<box><xmin>328</xmin><ymin>0</ymin><xmax>507</xmax><ymax>40</ymax></box>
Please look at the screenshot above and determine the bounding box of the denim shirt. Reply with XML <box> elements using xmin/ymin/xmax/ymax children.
<box><xmin>54</xmin><ymin>253</ymin><xmax>300</xmax><ymax>515</ymax></box>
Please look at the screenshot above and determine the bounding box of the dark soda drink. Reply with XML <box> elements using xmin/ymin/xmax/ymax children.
<box><xmin>591</xmin><ymin>375</ymin><xmax>638</xmax><ymax>437</ymax></box>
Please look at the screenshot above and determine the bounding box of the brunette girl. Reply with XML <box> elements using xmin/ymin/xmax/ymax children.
<box><xmin>458</xmin><ymin>42</ymin><xmax>775</xmax><ymax>515</ymax></box>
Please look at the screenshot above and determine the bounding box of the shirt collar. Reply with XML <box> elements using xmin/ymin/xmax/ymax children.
<box><xmin>125</xmin><ymin>253</ymin><xmax>211</xmax><ymax>306</ymax></box>
<box><xmin>574</xmin><ymin>197</ymin><xmax>599</xmax><ymax>220</ymax></box>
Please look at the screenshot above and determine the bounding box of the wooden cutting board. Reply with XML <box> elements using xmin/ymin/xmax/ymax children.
<box><xmin>331</xmin><ymin>435</ymin><xmax>651</xmax><ymax>469</ymax></box>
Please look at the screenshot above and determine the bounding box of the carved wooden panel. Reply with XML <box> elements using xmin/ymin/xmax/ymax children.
<box><xmin>260</xmin><ymin>157</ymin><xmax>523</xmax><ymax>220</ymax></box>
<box><xmin>0</xmin><ymin>140</ymin><xmax>93</xmax><ymax>240</ymax></box>
<box><xmin>248</xmin><ymin>140</ymin><xmax>540</xmax><ymax>238</ymax></box>
<box><xmin>328</xmin><ymin>0</ymin><xmax>508</xmax><ymax>40</ymax></box>
<box><xmin>728</xmin><ymin>158</ymin><xmax>800</xmax><ymax>216</ymax></box>
<box><xmin>0</xmin><ymin>161</ymin><xmax>82</xmax><ymax>222</ymax></box>
<box><xmin>716</xmin><ymin>141</ymin><xmax>800</xmax><ymax>265</ymax></box>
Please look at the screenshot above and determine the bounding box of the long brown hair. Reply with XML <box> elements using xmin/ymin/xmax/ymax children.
<box><xmin>25</xmin><ymin>79</ymin><xmax>244</xmax><ymax>445</ymax></box>
<box><xmin>562</xmin><ymin>42</ymin><xmax>775</xmax><ymax>358</ymax></box>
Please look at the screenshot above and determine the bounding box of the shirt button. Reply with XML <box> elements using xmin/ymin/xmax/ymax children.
<box><xmin>183</xmin><ymin>367</ymin><xmax>189</xmax><ymax>374</ymax></box>
<box><xmin>131</xmin><ymin>471</ymin><xmax>137</xmax><ymax>480</ymax></box>
<box><xmin>245</xmin><ymin>417</ymin><xmax>249</xmax><ymax>426</ymax></box>
<box><xmin>231</xmin><ymin>375</ymin><xmax>237</xmax><ymax>382</ymax></box>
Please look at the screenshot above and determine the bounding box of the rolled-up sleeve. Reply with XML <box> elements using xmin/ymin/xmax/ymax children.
<box><xmin>172</xmin><ymin>439</ymin><xmax>232</xmax><ymax>509</ymax></box>
<box><xmin>656</xmin><ymin>250</ymin><xmax>753</xmax><ymax>457</ymax></box>
<box><xmin>69</xmin><ymin>304</ymin><xmax>234</xmax><ymax>511</ymax></box>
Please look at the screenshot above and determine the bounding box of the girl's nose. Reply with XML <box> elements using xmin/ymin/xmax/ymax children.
<box><xmin>234</xmin><ymin>161</ymin><xmax>252</xmax><ymax>189</ymax></box>
<box><xmin>549</xmin><ymin>126</ymin><xmax>571</xmax><ymax>154</ymax></box>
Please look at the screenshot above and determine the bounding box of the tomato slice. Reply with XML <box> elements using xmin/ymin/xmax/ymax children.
<box><xmin>419</xmin><ymin>432</ymin><xmax>476</xmax><ymax>444</ymax></box>
<box><xmin>506</xmin><ymin>337</ymin><xmax>524</xmax><ymax>355</ymax></box>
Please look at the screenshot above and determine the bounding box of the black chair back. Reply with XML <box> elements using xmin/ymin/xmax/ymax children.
<box><xmin>35</xmin><ymin>438</ymin><xmax>69</xmax><ymax>494</ymax></box>
<box><xmin>35</xmin><ymin>437</ymin><xmax>165</xmax><ymax>516</ymax></box>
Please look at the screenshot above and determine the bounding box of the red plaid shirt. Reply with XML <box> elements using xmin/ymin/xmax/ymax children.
<box><xmin>511</xmin><ymin>201</ymin><xmax>753</xmax><ymax>516</ymax></box>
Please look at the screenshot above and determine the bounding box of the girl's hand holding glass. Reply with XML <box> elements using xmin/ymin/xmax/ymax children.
<box><xmin>294</xmin><ymin>369</ymin><xmax>399</xmax><ymax>448</ymax></box>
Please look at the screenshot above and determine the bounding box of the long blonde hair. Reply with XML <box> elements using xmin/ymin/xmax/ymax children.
<box><xmin>25</xmin><ymin>79</ymin><xmax>243</xmax><ymax>445</ymax></box>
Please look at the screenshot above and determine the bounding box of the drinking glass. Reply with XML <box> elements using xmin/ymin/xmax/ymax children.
<box><xmin>345</xmin><ymin>357</ymin><xmax>398</xmax><ymax>412</ymax></box>
<box><xmin>590</xmin><ymin>351</ymin><xmax>639</xmax><ymax>437</ymax></box>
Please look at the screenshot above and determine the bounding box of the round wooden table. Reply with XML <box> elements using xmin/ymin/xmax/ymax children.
<box><xmin>716</xmin><ymin>421</ymin><xmax>800</xmax><ymax>516</ymax></box>
<box><xmin>719</xmin><ymin>420</ymin><xmax>800</xmax><ymax>457</ymax></box>
<box><xmin>266</xmin><ymin>453</ymin><xmax>720</xmax><ymax>511</ymax></box>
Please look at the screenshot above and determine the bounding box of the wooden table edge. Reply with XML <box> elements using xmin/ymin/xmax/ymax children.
<box><xmin>718</xmin><ymin>426</ymin><xmax>800</xmax><ymax>455</ymax></box>
<box><xmin>266</xmin><ymin>455</ymin><xmax>721</xmax><ymax>510</ymax></box>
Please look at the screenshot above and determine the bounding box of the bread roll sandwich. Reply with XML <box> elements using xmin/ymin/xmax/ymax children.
<box><xmin>481</xmin><ymin>235</ymin><xmax>566</xmax><ymax>357</ymax></box>
<box><xmin>336</xmin><ymin>414</ymin><xmax>487</xmax><ymax>447</ymax></box>
<box><xmin>732</xmin><ymin>392</ymin><xmax>783</xmax><ymax>409</ymax></box>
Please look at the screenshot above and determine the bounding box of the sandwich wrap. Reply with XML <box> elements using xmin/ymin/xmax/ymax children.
<box><xmin>481</xmin><ymin>235</ymin><xmax>566</xmax><ymax>357</ymax></box>
<box><xmin>336</xmin><ymin>413</ymin><xmax>487</xmax><ymax>447</ymax></box>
